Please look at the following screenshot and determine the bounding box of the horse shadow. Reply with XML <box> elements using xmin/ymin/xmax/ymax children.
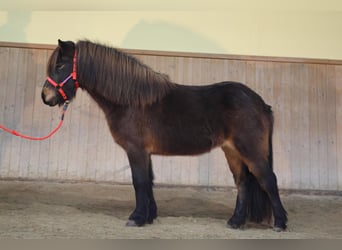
<box><xmin>121</xmin><ymin>20</ymin><xmax>226</xmax><ymax>54</ymax></box>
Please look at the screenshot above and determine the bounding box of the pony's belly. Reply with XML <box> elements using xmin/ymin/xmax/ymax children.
<box><xmin>151</xmin><ymin>136</ymin><xmax>221</xmax><ymax>156</ymax></box>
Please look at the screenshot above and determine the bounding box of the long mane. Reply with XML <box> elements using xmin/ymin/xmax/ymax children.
<box><xmin>75</xmin><ymin>40</ymin><xmax>175</xmax><ymax>106</ymax></box>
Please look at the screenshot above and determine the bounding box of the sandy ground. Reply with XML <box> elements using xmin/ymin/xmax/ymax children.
<box><xmin>0</xmin><ymin>180</ymin><xmax>341</xmax><ymax>239</ymax></box>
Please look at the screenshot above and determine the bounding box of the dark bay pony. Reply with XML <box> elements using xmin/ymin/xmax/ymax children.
<box><xmin>41</xmin><ymin>40</ymin><xmax>287</xmax><ymax>231</ymax></box>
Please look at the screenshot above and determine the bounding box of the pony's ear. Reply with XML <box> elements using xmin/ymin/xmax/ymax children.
<box><xmin>58</xmin><ymin>39</ymin><xmax>75</xmax><ymax>58</ymax></box>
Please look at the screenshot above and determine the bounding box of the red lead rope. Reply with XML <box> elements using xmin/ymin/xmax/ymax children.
<box><xmin>0</xmin><ymin>101</ymin><xmax>69</xmax><ymax>141</ymax></box>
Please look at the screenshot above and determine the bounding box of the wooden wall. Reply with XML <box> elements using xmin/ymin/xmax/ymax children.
<box><xmin>0</xmin><ymin>42</ymin><xmax>341</xmax><ymax>191</ymax></box>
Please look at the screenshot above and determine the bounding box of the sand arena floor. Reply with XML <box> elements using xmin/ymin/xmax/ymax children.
<box><xmin>0</xmin><ymin>180</ymin><xmax>341</xmax><ymax>239</ymax></box>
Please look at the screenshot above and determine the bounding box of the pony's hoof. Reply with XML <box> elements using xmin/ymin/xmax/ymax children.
<box><xmin>273</xmin><ymin>226</ymin><xmax>285</xmax><ymax>232</ymax></box>
<box><xmin>126</xmin><ymin>220</ymin><xmax>139</xmax><ymax>227</ymax></box>
<box><xmin>227</xmin><ymin>221</ymin><xmax>244</xmax><ymax>230</ymax></box>
<box><xmin>227</xmin><ymin>222</ymin><xmax>237</xmax><ymax>229</ymax></box>
<box><xmin>227</xmin><ymin>218</ymin><xmax>245</xmax><ymax>230</ymax></box>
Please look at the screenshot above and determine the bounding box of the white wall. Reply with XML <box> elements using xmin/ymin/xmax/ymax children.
<box><xmin>1</xmin><ymin>1</ymin><xmax>342</xmax><ymax>59</ymax></box>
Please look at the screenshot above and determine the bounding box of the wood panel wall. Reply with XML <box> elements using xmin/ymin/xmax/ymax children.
<box><xmin>0</xmin><ymin>42</ymin><xmax>341</xmax><ymax>191</ymax></box>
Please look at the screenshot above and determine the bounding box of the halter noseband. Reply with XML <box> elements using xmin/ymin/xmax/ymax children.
<box><xmin>46</xmin><ymin>51</ymin><xmax>79</xmax><ymax>101</ymax></box>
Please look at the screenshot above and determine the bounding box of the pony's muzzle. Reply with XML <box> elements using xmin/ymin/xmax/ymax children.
<box><xmin>41</xmin><ymin>86</ymin><xmax>58</xmax><ymax>106</ymax></box>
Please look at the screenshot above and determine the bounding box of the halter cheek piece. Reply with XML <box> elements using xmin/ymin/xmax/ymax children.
<box><xmin>46</xmin><ymin>51</ymin><xmax>79</xmax><ymax>101</ymax></box>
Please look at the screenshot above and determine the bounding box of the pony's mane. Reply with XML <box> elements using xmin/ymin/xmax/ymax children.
<box><xmin>75</xmin><ymin>40</ymin><xmax>175</xmax><ymax>106</ymax></box>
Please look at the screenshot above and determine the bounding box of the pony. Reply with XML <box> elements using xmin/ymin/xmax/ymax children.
<box><xmin>41</xmin><ymin>40</ymin><xmax>287</xmax><ymax>231</ymax></box>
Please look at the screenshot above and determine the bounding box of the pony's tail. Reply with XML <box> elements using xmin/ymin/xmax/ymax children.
<box><xmin>246</xmin><ymin>106</ymin><xmax>274</xmax><ymax>223</ymax></box>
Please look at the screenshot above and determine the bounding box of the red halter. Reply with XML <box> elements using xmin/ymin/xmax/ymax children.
<box><xmin>46</xmin><ymin>51</ymin><xmax>79</xmax><ymax>101</ymax></box>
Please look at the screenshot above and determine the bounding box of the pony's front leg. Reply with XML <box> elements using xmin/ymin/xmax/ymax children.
<box><xmin>126</xmin><ymin>149</ymin><xmax>155</xmax><ymax>227</ymax></box>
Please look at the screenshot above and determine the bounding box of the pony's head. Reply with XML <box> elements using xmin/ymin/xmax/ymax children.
<box><xmin>41</xmin><ymin>39</ymin><xmax>79</xmax><ymax>106</ymax></box>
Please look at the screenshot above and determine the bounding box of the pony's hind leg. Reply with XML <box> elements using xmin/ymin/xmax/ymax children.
<box><xmin>126</xmin><ymin>149</ymin><xmax>157</xmax><ymax>226</ymax></box>
<box><xmin>234</xmin><ymin>134</ymin><xmax>287</xmax><ymax>231</ymax></box>
<box><xmin>228</xmin><ymin>112</ymin><xmax>287</xmax><ymax>231</ymax></box>
<box><xmin>222</xmin><ymin>145</ymin><xmax>249</xmax><ymax>229</ymax></box>
<box><xmin>147</xmin><ymin>157</ymin><xmax>157</xmax><ymax>224</ymax></box>
<box><xmin>246</xmin><ymin>159</ymin><xmax>288</xmax><ymax>231</ymax></box>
